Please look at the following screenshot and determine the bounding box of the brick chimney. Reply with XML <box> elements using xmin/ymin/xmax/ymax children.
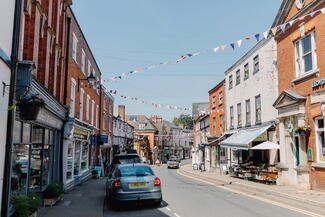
<box><xmin>118</xmin><ymin>105</ymin><xmax>125</xmax><ymax>121</ymax></box>
<box><xmin>151</xmin><ymin>115</ymin><xmax>163</xmax><ymax>123</ymax></box>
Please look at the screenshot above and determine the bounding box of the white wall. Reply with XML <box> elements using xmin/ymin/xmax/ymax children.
<box><xmin>0</xmin><ymin>0</ymin><xmax>15</xmax><ymax>212</ymax></box>
<box><xmin>225</xmin><ymin>38</ymin><xmax>278</xmax><ymax>130</ymax></box>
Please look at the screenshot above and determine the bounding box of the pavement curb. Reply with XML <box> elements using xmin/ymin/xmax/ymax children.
<box><xmin>179</xmin><ymin>165</ymin><xmax>325</xmax><ymax>208</ymax></box>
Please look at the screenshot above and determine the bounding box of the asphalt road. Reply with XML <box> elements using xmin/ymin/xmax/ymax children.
<box><xmin>103</xmin><ymin>162</ymin><xmax>311</xmax><ymax>217</ymax></box>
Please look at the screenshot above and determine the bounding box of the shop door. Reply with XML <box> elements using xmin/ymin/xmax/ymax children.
<box><xmin>295</xmin><ymin>136</ymin><xmax>300</xmax><ymax>166</ymax></box>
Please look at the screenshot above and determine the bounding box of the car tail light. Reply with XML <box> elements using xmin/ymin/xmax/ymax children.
<box><xmin>113</xmin><ymin>179</ymin><xmax>121</xmax><ymax>190</ymax></box>
<box><xmin>154</xmin><ymin>177</ymin><xmax>161</xmax><ymax>187</ymax></box>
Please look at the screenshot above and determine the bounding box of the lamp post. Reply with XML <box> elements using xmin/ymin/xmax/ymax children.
<box><xmin>78</xmin><ymin>72</ymin><xmax>96</xmax><ymax>92</ymax></box>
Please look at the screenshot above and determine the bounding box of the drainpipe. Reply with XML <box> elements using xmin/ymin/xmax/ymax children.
<box><xmin>59</xmin><ymin>16</ymin><xmax>71</xmax><ymax>183</ymax></box>
<box><xmin>1</xmin><ymin>0</ymin><xmax>22</xmax><ymax>216</ymax></box>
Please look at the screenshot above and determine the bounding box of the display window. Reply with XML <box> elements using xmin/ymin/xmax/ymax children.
<box><xmin>66</xmin><ymin>143</ymin><xmax>74</xmax><ymax>181</ymax></box>
<box><xmin>316</xmin><ymin>118</ymin><xmax>325</xmax><ymax>163</ymax></box>
<box><xmin>74</xmin><ymin>141</ymin><xmax>81</xmax><ymax>176</ymax></box>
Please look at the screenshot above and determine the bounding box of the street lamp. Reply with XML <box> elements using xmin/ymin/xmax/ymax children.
<box><xmin>78</xmin><ymin>72</ymin><xmax>96</xmax><ymax>91</ymax></box>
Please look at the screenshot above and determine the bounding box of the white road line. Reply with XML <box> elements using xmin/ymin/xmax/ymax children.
<box><xmin>166</xmin><ymin>207</ymin><xmax>171</xmax><ymax>211</ymax></box>
<box><xmin>174</xmin><ymin>213</ymin><xmax>181</xmax><ymax>217</ymax></box>
<box><xmin>177</xmin><ymin>170</ymin><xmax>325</xmax><ymax>217</ymax></box>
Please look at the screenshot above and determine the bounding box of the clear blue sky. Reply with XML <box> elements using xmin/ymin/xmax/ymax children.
<box><xmin>72</xmin><ymin>0</ymin><xmax>282</xmax><ymax>121</ymax></box>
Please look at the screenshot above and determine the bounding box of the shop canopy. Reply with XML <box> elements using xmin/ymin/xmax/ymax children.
<box><xmin>251</xmin><ymin>141</ymin><xmax>279</xmax><ymax>150</ymax></box>
<box><xmin>219</xmin><ymin>124</ymin><xmax>272</xmax><ymax>150</ymax></box>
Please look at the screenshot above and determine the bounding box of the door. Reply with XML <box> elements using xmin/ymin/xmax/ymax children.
<box><xmin>294</xmin><ymin>136</ymin><xmax>300</xmax><ymax>166</ymax></box>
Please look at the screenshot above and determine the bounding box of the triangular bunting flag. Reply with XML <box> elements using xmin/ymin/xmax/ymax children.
<box><xmin>263</xmin><ymin>31</ymin><xmax>269</xmax><ymax>39</ymax></box>
<box><xmin>254</xmin><ymin>34</ymin><xmax>260</xmax><ymax>42</ymax></box>
<box><xmin>213</xmin><ymin>47</ymin><xmax>219</xmax><ymax>52</ymax></box>
<box><xmin>321</xmin><ymin>8</ymin><xmax>325</xmax><ymax>14</ymax></box>
<box><xmin>245</xmin><ymin>37</ymin><xmax>251</xmax><ymax>40</ymax></box>
<box><xmin>271</xmin><ymin>26</ymin><xmax>278</xmax><ymax>35</ymax></box>
<box><xmin>299</xmin><ymin>16</ymin><xmax>305</xmax><ymax>21</ymax></box>
<box><xmin>221</xmin><ymin>45</ymin><xmax>227</xmax><ymax>51</ymax></box>
<box><xmin>309</xmin><ymin>11</ymin><xmax>317</xmax><ymax>17</ymax></box>
<box><xmin>237</xmin><ymin>39</ymin><xmax>242</xmax><ymax>47</ymax></box>
<box><xmin>230</xmin><ymin>43</ymin><xmax>235</xmax><ymax>50</ymax></box>
<box><xmin>289</xmin><ymin>20</ymin><xmax>295</xmax><ymax>26</ymax></box>
<box><xmin>279</xmin><ymin>23</ymin><xmax>286</xmax><ymax>33</ymax></box>
<box><xmin>187</xmin><ymin>53</ymin><xmax>193</xmax><ymax>57</ymax></box>
<box><xmin>181</xmin><ymin>55</ymin><xmax>187</xmax><ymax>59</ymax></box>
<box><xmin>113</xmin><ymin>90</ymin><xmax>116</xmax><ymax>94</ymax></box>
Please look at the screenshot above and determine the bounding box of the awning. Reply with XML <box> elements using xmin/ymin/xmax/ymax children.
<box><xmin>251</xmin><ymin>141</ymin><xmax>279</xmax><ymax>150</ymax></box>
<box><xmin>208</xmin><ymin>134</ymin><xmax>227</xmax><ymax>146</ymax></box>
<box><xmin>219</xmin><ymin>124</ymin><xmax>272</xmax><ymax>150</ymax></box>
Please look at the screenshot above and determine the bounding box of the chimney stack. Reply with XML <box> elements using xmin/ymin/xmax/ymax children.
<box><xmin>151</xmin><ymin>115</ymin><xmax>163</xmax><ymax>123</ymax></box>
<box><xmin>118</xmin><ymin>105</ymin><xmax>125</xmax><ymax>121</ymax></box>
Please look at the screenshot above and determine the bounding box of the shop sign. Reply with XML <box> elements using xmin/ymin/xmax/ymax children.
<box><xmin>312</xmin><ymin>79</ymin><xmax>325</xmax><ymax>88</ymax></box>
<box><xmin>97</xmin><ymin>134</ymin><xmax>109</xmax><ymax>143</ymax></box>
<box><xmin>36</xmin><ymin>108</ymin><xmax>63</xmax><ymax>129</ymax></box>
<box><xmin>73</xmin><ymin>129</ymin><xmax>88</xmax><ymax>140</ymax></box>
<box><xmin>307</xmin><ymin>148</ymin><xmax>313</xmax><ymax>161</ymax></box>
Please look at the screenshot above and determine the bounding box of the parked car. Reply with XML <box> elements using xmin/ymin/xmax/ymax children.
<box><xmin>167</xmin><ymin>158</ymin><xmax>180</xmax><ymax>169</ymax></box>
<box><xmin>106</xmin><ymin>164</ymin><xmax>162</xmax><ymax>208</ymax></box>
<box><xmin>169</xmin><ymin>156</ymin><xmax>181</xmax><ymax>163</ymax></box>
<box><xmin>108</xmin><ymin>153</ymin><xmax>142</xmax><ymax>177</ymax></box>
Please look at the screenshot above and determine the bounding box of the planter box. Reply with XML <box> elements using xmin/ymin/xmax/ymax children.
<box><xmin>43</xmin><ymin>196</ymin><xmax>61</xmax><ymax>207</ymax></box>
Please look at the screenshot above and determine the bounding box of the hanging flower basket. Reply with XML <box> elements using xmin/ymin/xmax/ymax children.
<box><xmin>294</xmin><ymin>126</ymin><xmax>311</xmax><ymax>135</ymax></box>
<box><xmin>9</xmin><ymin>94</ymin><xmax>45</xmax><ymax>121</ymax></box>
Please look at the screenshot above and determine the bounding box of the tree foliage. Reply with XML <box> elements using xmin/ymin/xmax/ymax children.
<box><xmin>173</xmin><ymin>114</ymin><xmax>193</xmax><ymax>129</ymax></box>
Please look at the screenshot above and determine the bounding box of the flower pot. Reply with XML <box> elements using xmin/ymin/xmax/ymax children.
<box><xmin>18</xmin><ymin>104</ymin><xmax>41</xmax><ymax>120</ymax></box>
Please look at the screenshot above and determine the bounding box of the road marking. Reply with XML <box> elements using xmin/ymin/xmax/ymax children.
<box><xmin>174</xmin><ymin>213</ymin><xmax>181</xmax><ymax>217</ymax></box>
<box><xmin>166</xmin><ymin>207</ymin><xmax>171</xmax><ymax>211</ymax></box>
<box><xmin>177</xmin><ymin>170</ymin><xmax>325</xmax><ymax>217</ymax></box>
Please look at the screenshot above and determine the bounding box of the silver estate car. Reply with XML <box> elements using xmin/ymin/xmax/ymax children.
<box><xmin>106</xmin><ymin>164</ymin><xmax>162</xmax><ymax>208</ymax></box>
<box><xmin>167</xmin><ymin>158</ymin><xmax>180</xmax><ymax>169</ymax></box>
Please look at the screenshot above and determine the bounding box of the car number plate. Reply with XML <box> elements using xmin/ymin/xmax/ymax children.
<box><xmin>129</xmin><ymin>183</ymin><xmax>147</xmax><ymax>188</ymax></box>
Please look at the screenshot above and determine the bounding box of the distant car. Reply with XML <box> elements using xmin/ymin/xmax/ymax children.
<box><xmin>167</xmin><ymin>158</ymin><xmax>180</xmax><ymax>169</ymax></box>
<box><xmin>106</xmin><ymin>164</ymin><xmax>162</xmax><ymax>208</ymax></box>
<box><xmin>169</xmin><ymin>156</ymin><xmax>181</xmax><ymax>163</ymax></box>
<box><xmin>111</xmin><ymin>154</ymin><xmax>141</xmax><ymax>165</ymax></box>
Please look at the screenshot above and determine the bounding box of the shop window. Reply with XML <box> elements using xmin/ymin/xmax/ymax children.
<box><xmin>253</xmin><ymin>55</ymin><xmax>259</xmax><ymax>74</ymax></box>
<box><xmin>295</xmin><ymin>31</ymin><xmax>317</xmax><ymax>77</ymax></box>
<box><xmin>81</xmin><ymin>142</ymin><xmax>89</xmax><ymax>171</ymax></box>
<box><xmin>66</xmin><ymin>143</ymin><xmax>74</xmax><ymax>181</ymax></box>
<box><xmin>13</xmin><ymin>119</ymin><xmax>22</xmax><ymax>143</ymax></box>
<box><xmin>11</xmin><ymin>144</ymin><xmax>29</xmax><ymax>195</ymax></box>
<box><xmin>316</xmin><ymin>118</ymin><xmax>325</xmax><ymax>163</ymax></box>
<box><xmin>74</xmin><ymin>141</ymin><xmax>81</xmax><ymax>176</ymax></box>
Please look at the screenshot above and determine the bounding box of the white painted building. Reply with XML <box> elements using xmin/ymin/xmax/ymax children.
<box><xmin>0</xmin><ymin>0</ymin><xmax>15</xmax><ymax>211</ymax></box>
<box><xmin>112</xmin><ymin>116</ymin><xmax>134</xmax><ymax>153</ymax></box>
<box><xmin>220</xmin><ymin>37</ymin><xmax>279</xmax><ymax>166</ymax></box>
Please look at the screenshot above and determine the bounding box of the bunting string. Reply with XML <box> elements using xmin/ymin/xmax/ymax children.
<box><xmin>100</xmin><ymin>7</ymin><xmax>325</xmax><ymax>83</ymax></box>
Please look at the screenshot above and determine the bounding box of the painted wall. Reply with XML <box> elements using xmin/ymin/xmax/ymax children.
<box><xmin>0</xmin><ymin>0</ymin><xmax>15</xmax><ymax>212</ymax></box>
<box><xmin>225</xmin><ymin>38</ymin><xmax>278</xmax><ymax>130</ymax></box>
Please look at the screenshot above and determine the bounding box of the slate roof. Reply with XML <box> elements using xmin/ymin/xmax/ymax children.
<box><xmin>126</xmin><ymin>115</ymin><xmax>158</xmax><ymax>132</ymax></box>
<box><xmin>192</xmin><ymin>103</ymin><xmax>209</xmax><ymax>119</ymax></box>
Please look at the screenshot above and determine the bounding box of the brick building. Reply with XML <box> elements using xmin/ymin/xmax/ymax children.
<box><xmin>272</xmin><ymin>0</ymin><xmax>325</xmax><ymax>190</ymax></box>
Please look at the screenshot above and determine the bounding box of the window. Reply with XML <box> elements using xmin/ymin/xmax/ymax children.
<box><xmin>80</xmin><ymin>89</ymin><xmax>84</xmax><ymax>120</ymax></box>
<box><xmin>72</xmin><ymin>33</ymin><xmax>78</xmax><ymax>62</ymax></box>
<box><xmin>253</xmin><ymin>55</ymin><xmax>259</xmax><ymax>73</ymax></box>
<box><xmin>229</xmin><ymin>75</ymin><xmax>233</xmax><ymax>89</ymax></box>
<box><xmin>255</xmin><ymin>95</ymin><xmax>261</xmax><ymax>124</ymax></box>
<box><xmin>212</xmin><ymin>96</ymin><xmax>216</xmax><ymax>108</ymax></box>
<box><xmin>236</xmin><ymin>70</ymin><xmax>241</xmax><ymax>85</ymax></box>
<box><xmin>218</xmin><ymin>92</ymin><xmax>223</xmax><ymax>105</ymax></box>
<box><xmin>244</xmin><ymin>63</ymin><xmax>249</xmax><ymax>80</ymax></box>
<box><xmin>103</xmin><ymin>112</ymin><xmax>106</xmax><ymax>130</ymax></box>
<box><xmin>96</xmin><ymin>105</ymin><xmax>99</xmax><ymax>128</ymax></box>
<box><xmin>220</xmin><ymin>115</ymin><xmax>224</xmax><ymax>134</ymax></box>
<box><xmin>81</xmin><ymin>142</ymin><xmax>89</xmax><ymax>171</ymax></box>
<box><xmin>213</xmin><ymin>117</ymin><xmax>216</xmax><ymax>131</ymax></box>
<box><xmin>81</xmin><ymin>49</ymin><xmax>86</xmax><ymax>73</ymax></box>
<box><xmin>91</xmin><ymin>100</ymin><xmax>95</xmax><ymax>126</ymax></box>
<box><xmin>70</xmin><ymin>79</ymin><xmax>76</xmax><ymax>117</ymax></box>
<box><xmin>295</xmin><ymin>31</ymin><xmax>317</xmax><ymax>77</ymax></box>
<box><xmin>237</xmin><ymin>103</ymin><xmax>242</xmax><ymax>127</ymax></box>
<box><xmin>139</xmin><ymin>123</ymin><xmax>147</xmax><ymax>130</ymax></box>
<box><xmin>245</xmin><ymin>99</ymin><xmax>251</xmax><ymax>126</ymax></box>
<box><xmin>230</xmin><ymin>106</ymin><xmax>234</xmax><ymax>129</ymax></box>
<box><xmin>86</xmin><ymin>95</ymin><xmax>90</xmax><ymax>121</ymax></box>
<box><xmin>316</xmin><ymin>118</ymin><xmax>325</xmax><ymax>163</ymax></box>
<box><xmin>87</xmin><ymin>60</ymin><xmax>91</xmax><ymax>76</ymax></box>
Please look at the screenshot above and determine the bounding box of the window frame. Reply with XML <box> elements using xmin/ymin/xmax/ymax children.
<box><xmin>237</xmin><ymin>103</ymin><xmax>242</xmax><ymax>128</ymax></box>
<box><xmin>315</xmin><ymin>117</ymin><xmax>325</xmax><ymax>163</ymax></box>
<box><xmin>79</xmin><ymin>88</ymin><xmax>84</xmax><ymax>121</ymax></box>
<box><xmin>244</xmin><ymin>63</ymin><xmax>249</xmax><ymax>80</ymax></box>
<box><xmin>81</xmin><ymin>49</ymin><xmax>86</xmax><ymax>74</ymax></box>
<box><xmin>255</xmin><ymin>95</ymin><xmax>261</xmax><ymax>124</ymax></box>
<box><xmin>218</xmin><ymin>92</ymin><xmax>223</xmax><ymax>105</ymax></box>
<box><xmin>245</xmin><ymin>99</ymin><xmax>251</xmax><ymax>126</ymax></box>
<box><xmin>230</xmin><ymin>106</ymin><xmax>234</xmax><ymax>129</ymax></box>
<box><xmin>212</xmin><ymin>96</ymin><xmax>216</xmax><ymax>108</ymax></box>
<box><xmin>236</xmin><ymin>69</ymin><xmax>241</xmax><ymax>85</ymax></box>
<box><xmin>253</xmin><ymin>55</ymin><xmax>259</xmax><ymax>74</ymax></box>
<box><xmin>229</xmin><ymin>75</ymin><xmax>233</xmax><ymax>90</ymax></box>
<box><xmin>86</xmin><ymin>95</ymin><xmax>90</xmax><ymax>121</ymax></box>
<box><xmin>72</xmin><ymin>33</ymin><xmax>78</xmax><ymax>63</ymax></box>
<box><xmin>70</xmin><ymin>78</ymin><xmax>76</xmax><ymax>118</ymax></box>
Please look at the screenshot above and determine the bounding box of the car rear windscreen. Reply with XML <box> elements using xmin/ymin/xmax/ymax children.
<box><xmin>118</xmin><ymin>166</ymin><xmax>154</xmax><ymax>177</ymax></box>
<box><xmin>113</xmin><ymin>156</ymin><xmax>141</xmax><ymax>164</ymax></box>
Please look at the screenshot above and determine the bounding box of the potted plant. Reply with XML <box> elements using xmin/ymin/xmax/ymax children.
<box><xmin>295</xmin><ymin>126</ymin><xmax>311</xmax><ymax>135</ymax></box>
<box><xmin>12</xmin><ymin>193</ymin><xmax>41</xmax><ymax>217</ymax></box>
<box><xmin>9</xmin><ymin>94</ymin><xmax>45</xmax><ymax>120</ymax></box>
<box><xmin>43</xmin><ymin>181</ymin><xmax>63</xmax><ymax>207</ymax></box>
<box><xmin>91</xmin><ymin>169</ymin><xmax>99</xmax><ymax>179</ymax></box>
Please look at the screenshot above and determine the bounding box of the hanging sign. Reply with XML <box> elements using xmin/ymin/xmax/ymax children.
<box><xmin>97</xmin><ymin>134</ymin><xmax>109</xmax><ymax>143</ymax></box>
<box><xmin>73</xmin><ymin>129</ymin><xmax>89</xmax><ymax>140</ymax></box>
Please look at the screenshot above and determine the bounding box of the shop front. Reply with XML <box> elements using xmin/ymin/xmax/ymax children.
<box><xmin>219</xmin><ymin>123</ymin><xmax>279</xmax><ymax>184</ymax></box>
<box><xmin>63</xmin><ymin>119</ymin><xmax>92</xmax><ymax>190</ymax></box>
<box><xmin>9</xmin><ymin>79</ymin><xmax>66</xmax><ymax>213</ymax></box>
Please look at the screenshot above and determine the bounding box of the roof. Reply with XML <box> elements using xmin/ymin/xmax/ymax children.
<box><xmin>208</xmin><ymin>79</ymin><xmax>225</xmax><ymax>94</ymax></box>
<box><xmin>273</xmin><ymin>90</ymin><xmax>306</xmax><ymax>108</ymax></box>
<box><xmin>163</xmin><ymin>120</ymin><xmax>180</xmax><ymax>130</ymax></box>
<box><xmin>126</xmin><ymin>115</ymin><xmax>158</xmax><ymax>132</ymax></box>
<box><xmin>192</xmin><ymin>103</ymin><xmax>209</xmax><ymax>119</ymax></box>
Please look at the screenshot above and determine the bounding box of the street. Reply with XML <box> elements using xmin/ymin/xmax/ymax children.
<box><xmin>103</xmin><ymin>162</ymin><xmax>313</xmax><ymax>217</ymax></box>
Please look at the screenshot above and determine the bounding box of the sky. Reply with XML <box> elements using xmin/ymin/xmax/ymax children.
<box><xmin>72</xmin><ymin>0</ymin><xmax>283</xmax><ymax>121</ymax></box>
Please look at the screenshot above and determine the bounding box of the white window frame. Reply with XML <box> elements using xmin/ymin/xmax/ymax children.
<box><xmin>88</xmin><ymin>60</ymin><xmax>91</xmax><ymax>76</ymax></box>
<box><xmin>86</xmin><ymin>95</ymin><xmax>90</xmax><ymax>121</ymax></box>
<box><xmin>244</xmin><ymin>63</ymin><xmax>249</xmax><ymax>80</ymax></box>
<box><xmin>103</xmin><ymin>112</ymin><xmax>106</xmax><ymax>131</ymax></box>
<box><xmin>229</xmin><ymin>75</ymin><xmax>233</xmax><ymax>90</ymax></box>
<box><xmin>245</xmin><ymin>99</ymin><xmax>251</xmax><ymax>126</ymax></box>
<box><xmin>91</xmin><ymin>100</ymin><xmax>95</xmax><ymax>126</ymax></box>
<box><xmin>295</xmin><ymin>31</ymin><xmax>317</xmax><ymax>77</ymax></box>
<box><xmin>255</xmin><ymin>95</ymin><xmax>261</xmax><ymax>124</ymax></box>
<box><xmin>81</xmin><ymin>49</ymin><xmax>86</xmax><ymax>74</ymax></box>
<box><xmin>218</xmin><ymin>92</ymin><xmax>223</xmax><ymax>105</ymax></box>
<box><xmin>72</xmin><ymin>33</ymin><xmax>78</xmax><ymax>62</ymax></box>
<box><xmin>212</xmin><ymin>96</ymin><xmax>216</xmax><ymax>108</ymax></box>
<box><xmin>315</xmin><ymin>118</ymin><xmax>325</xmax><ymax>163</ymax></box>
<box><xmin>96</xmin><ymin>104</ymin><xmax>99</xmax><ymax>128</ymax></box>
<box><xmin>237</xmin><ymin>103</ymin><xmax>242</xmax><ymax>127</ymax></box>
<box><xmin>70</xmin><ymin>78</ymin><xmax>76</xmax><ymax>117</ymax></box>
<box><xmin>79</xmin><ymin>88</ymin><xmax>84</xmax><ymax>121</ymax></box>
<box><xmin>230</xmin><ymin>106</ymin><xmax>234</xmax><ymax>129</ymax></box>
<box><xmin>253</xmin><ymin>55</ymin><xmax>259</xmax><ymax>74</ymax></box>
<box><xmin>236</xmin><ymin>69</ymin><xmax>241</xmax><ymax>85</ymax></box>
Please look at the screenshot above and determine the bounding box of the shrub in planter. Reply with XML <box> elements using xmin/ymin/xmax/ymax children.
<box><xmin>43</xmin><ymin>181</ymin><xmax>63</xmax><ymax>199</ymax></box>
<box><xmin>12</xmin><ymin>193</ymin><xmax>41</xmax><ymax>217</ymax></box>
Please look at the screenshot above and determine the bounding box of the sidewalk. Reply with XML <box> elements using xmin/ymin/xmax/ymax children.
<box><xmin>38</xmin><ymin>178</ymin><xmax>106</xmax><ymax>217</ymax></box>
<box><xmin>179</xmin><ymin>164</ymin><xmax>325</xmax><ymax>208</ymax></box>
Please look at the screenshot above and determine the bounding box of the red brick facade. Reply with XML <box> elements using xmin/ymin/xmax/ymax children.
<box><xmin>209</xmin><ymin>80</ymin><xmax>226</xmax><ymax>137</ymax></box>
